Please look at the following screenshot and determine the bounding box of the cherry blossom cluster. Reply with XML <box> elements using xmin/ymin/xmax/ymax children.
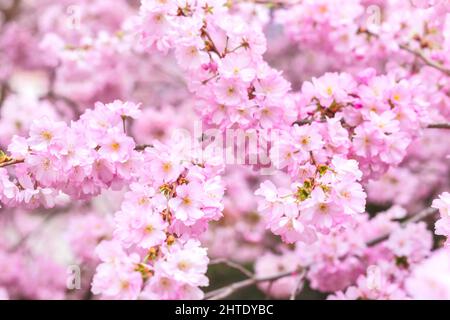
<box><xmin>276</xmin><ymin>0</ymin><xmax>450</xmax><ymax>71</ymax></box>
<box><xmin>254</xmin><ymin>206</ymin><xmax>434</xmax><ymax>299</ymax></box>
<box><xmin>92</xmin><ymin>137</ymin><xmax>225</xmax><ymax>299</ymax></box>
<box><xmin>0</xmin><ymin>0</ymin><xmax>449</xmax><ymax>301</ymax></box>
<box><xmin>299</xmin><ymin>70</ymin><xmax>430</xmax><ymax>178</ymax></box>
<box><xmin>139</xmin><ymin>0</ymin><xmax>297</xmax><ymax>130</ymax></box>
<box><xmin>255</xmin><ymin>155</ymin><xmax>366</xmax><ymax>244</ymax></box>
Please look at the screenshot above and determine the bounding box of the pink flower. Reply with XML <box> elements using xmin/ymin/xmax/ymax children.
<box><xmin>214</xmin><ymin>77</ymin><xmax>248</xmax><ymax>106</ymax></box>
<box><xmin>106</xmin><ymin>100</ymin><xmax>142</xmax><ymax>120</ymax></box>
<box><xmin>28</xmin><ymin>117</ymin><xmax>66</xmax><ymax>151</ymax></box>
<box><xmin>92</xmin><ymin>240</ymin><xmax>143</xmax><ymax>300</ymax></box>
<box><xmin>26</xmin><ymin>153</ymin><xmax>59</xmax><ymax>187</ymax></box>
<box><xmin>98</xmin><ymin>129</ymin><xmax>135</xmax><ymax>163</ymax></box>
<box><xmin>174</xmin><ymin>40</ymin><xmax>209</xmax><ymax>70</ymax></box>
<box><xmin>302</xmin><ymin>72</ymin><xmax>356</xmax><ymax>107</ymax></box>
<box><xmin>406</xmin><ymin>249</ymin><xmax>450</xmax><ymax>299</ymax></box>
<box><xmin>149</xmin><ymin>157</ymin><xmax>183</xmax><ymax>184</ymax></box>
<box><xmin>301</xmin><ymin>188</ymin><xmax>341</xmax><ymax>231</ymax></box>
<box><xmin>271</xmin><ymin>203</ymin><xmax>304</xmax><ymax>243</ymax></box>
<box><xmin>219</xmin><ymin>53</ymin><xmax>255</xmax><ymax>82</ymax></box>
<box><xmin>159</xmin><ymin>240</ymin><xmax>209</xmax><ymax>287</ymax></box>
<box><xmin>114</xmin><ymin>210</ymin><xmax>168</xmax><ymax>249</ymax></box>
<box><xmin>292</xmin><ymin>123</ymin><xmax>324</xmax><ymax>152</ymax></box>
<box><xmin>432</xmin><ymin>192</ymin><xmax>450</xmax><ymax>218</ymax></box>
<box><xmin>334</xmin><ymin>181</ymin><xmax>366</xmax><ymax>215</ymax></box>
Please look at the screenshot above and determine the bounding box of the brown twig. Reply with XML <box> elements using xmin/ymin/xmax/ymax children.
<box><xmin>0</xmin><ymin>159</ymin><xmax>24</xmax><ymax>168</ymax></box>
<box><xmin>367</xmin><ymin>207</ymin><xmax>438</xmax><ymax>247</ymax></box>
<box><xmin>210</xmin><ymin>258</ymin><xmax>254</xmax><ymax>278</ymax></box>
<box><xmin>204</xmin><ymin>269</ymin><xmax>299</xmax><ymax>300</ymax></box>
<box><xmin>134</xmin><ymin>144</ymin><xmax>153</xmax><ymax>151</ymax></box>
<box><xmin>399</xmin><ymin>44</ymin><xmax>450</xmax><ymax>77</ymax></box>
<box><xmin>207</xmin><ymin>205</ymin><xmax>438</xmax><ymax>300</ymax></box>
<box><xmin>361</xmin><ymin>29</ymin><xmax>450</xmax><ymax>77</ymax></box>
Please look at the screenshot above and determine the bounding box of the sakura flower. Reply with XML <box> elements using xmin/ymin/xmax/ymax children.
<box><xmin>219</xmin><ymin>53</ymin><xmax>255</xmax><ymax>82</ymax></box>
<box><xmin>292</xmin><ymin>123</ymin><xmax>324</xmax><ymax>152</ymax></box>
<box><xmin>406</xmin><ymin>249</ymin><xmax>450</xmax><ymax>299</ymax></box>
<box><xmin>114</xmin><ymin>210</ymin><xmax>168</xmax><ymax>249</ymax></box>
<box><xmin>214</xmin><ymin>78</ymin><xmax>248</xmax><ymax>106</ymax></box>
<box><xmin>159</xmin><ymin>240</ymin><xmax>209</xmax><ymax>287</ymax></box>
<box><xmin>92</xmin><ymin>241</ymin><xmax>143</xmax><ymax>300</ymax></box>
<box><xmin>301</xmin><ymin>188</ymin><xmax>341</xmax><ymax>231</ymax></box>
<box><xmin>98</xmin><ymin>129</ymin><xmax>136</xmax><ymax>163</ymax></box>
<box><xmin>27</xmin><ymin>118</ymin><xmax>66</xmax><ymax>152</ymax></box>
<box><xmin>432</xmin><ymin>192</ymin><xmax>450</xmax><ymax>245</ymax></box>
<box><xmin>175</xmin><ymin>40</ymin><xmax>209</xmax><ymax>70</ymax></box>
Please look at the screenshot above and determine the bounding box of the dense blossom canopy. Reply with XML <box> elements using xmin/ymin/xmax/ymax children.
<box><xmin>0</xmin><ymin>0</ymin><xmax>449</xmax><ymax>300</ymax></box>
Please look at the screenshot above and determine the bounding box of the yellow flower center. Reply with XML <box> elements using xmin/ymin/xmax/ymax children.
<box><xmin>182</xmin><ymin>197</ymin><xmax>192</xmax><ymax>206</ymax></box>
<box><xmin>111</xmin><ymin>142</ymin><xmax>120</xmax><ymax>151</ymax></box>
<box><xmin>177</xmin><ymin>261</ymin><xmax>189</xmax><ymax>271</ymax></box>
<box><xmin>319</xmin><ymin>203</ymin><xmax>328</xmax><ymax>212</ymax></box>
<box><xmin>162</xmin><ymin>162</ymin><xmax>172</xmax><ymax>173</ymax></box>
<box><xmin>41</xmin><ymin>131</ymin><xmax>53</xmax><ymax>141</ymax></box>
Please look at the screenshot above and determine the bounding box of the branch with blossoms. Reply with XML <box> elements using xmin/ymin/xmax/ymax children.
<box><xmin>0</xmin><ymin>0</ymin><xmax>449</xmax><ymax>301</ymax></box>
<box><xmin>366</xmin><ymin>207</ymin><xmax>438</xmax><ymax>247</ymax></box>
<box><xmin>398</xmin><ymin>43</ymin><xmax>450</xmax><ymax>77</ymax></box>
<box><xmin>359</xmin><ymin>29</ymin><xmax>450</xmax><ymax>78</ymax></box>
<box><xmin>205</xmin><ymin>205</ymin><xmax>439</xmax><ymax>300</ymax></box>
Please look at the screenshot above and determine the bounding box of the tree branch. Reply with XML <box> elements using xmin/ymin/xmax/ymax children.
<box><xmin>209</xmin><ymin>258</ymin><xmax>254</xmax><ymax>278</ymax></box>
<box><xmin>399</xmin><ymin>43</ymin><xmax>450</xmax><ymax>77</ymax></box>
<box><xmin>427</xmin><ymin>123</ymin><xmax>450</xmax><ymax>129</ymax></box>
<box><xmin>134</xmin><ymin>144</ymin><xmax>153</xmax><ymax>151</ymax></box>
<box><xmin>361</xmin><ymin>29</ymin><xmax>450</xmax><ymax>77</ymax></box>
<box><xmin>0</xmin><ymin>158</ymin><xmax>24</xmax><ymax>168</ymax></box>
<box><xmin>206</xmin><ymin>205</ymin><xmax>438</xmax><ymax>300</ymax></box>
<box><xmin>0</xmin><ymin>144</ymin><xmax>152</xmax><ymax>169</ymax></box>
<box><xmin>204</xmin><ymin>269</ymin><xmax>299</xmax><ymax>300</ymax></box>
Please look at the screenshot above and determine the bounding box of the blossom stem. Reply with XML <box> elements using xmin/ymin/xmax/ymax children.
<box><xmin>0</xmin><ymin>159</ymin><xmax>25</xmax><ymax>168</ymax></box>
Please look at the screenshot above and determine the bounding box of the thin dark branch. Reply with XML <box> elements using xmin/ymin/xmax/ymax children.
<box><xmin>205</xmin><ymin>269</ymin><xmax>298</xmax><ymax>300</ymax></box>
<box><xmin>367</xmin><ymin>207</ymin><xmax>438</xmax><ymax>247</ymax></box>
<box><xmin>427</xmin><ymin>123</ymin><xmax>450</xmax><ymax>129</ymax></box>
<box><xmin>0</xmin><ymin>159</ymin><xmax>24</xmax><ymax>168</ymax></box>
<box><xmin>399</xmin><ymin>43</ymin><xmax>450</xmax><ymax>77</ymax></box>
<box><xmin>210</xmin><ymin>258</ymin><xmax>254</xmax><ymax>278</ymax></box>
<box><xmin>134</xmin><ymin>144</ymin><xmax>153</xmax><ymax>151</ymax></box>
